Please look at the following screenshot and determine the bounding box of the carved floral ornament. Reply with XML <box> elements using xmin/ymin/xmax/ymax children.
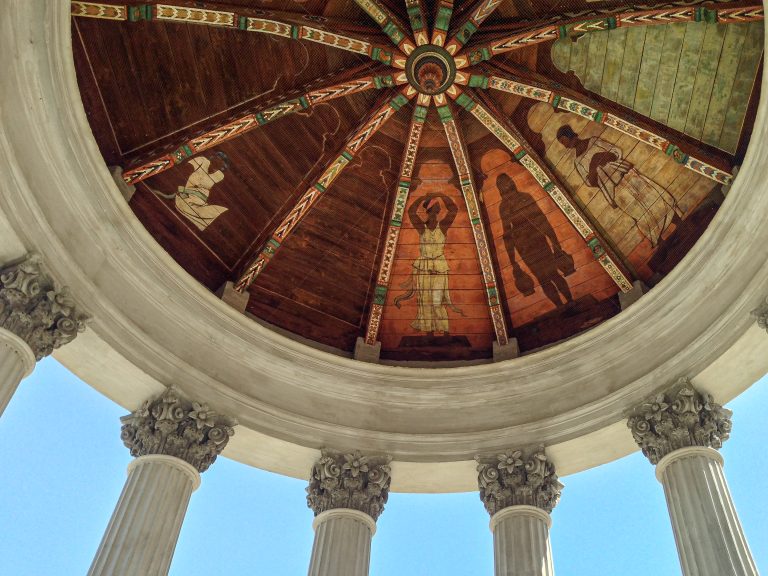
<box><xmin>627</xmin><ymin>378</ymin><xmax>732</xmax><ymax>465</ymax></box>
<box><xmin>120</xmin><ymin>386</ymin><xmax>237</xmax><ymax>473</ymax></box>
<box><xmin>0</xmin><ymin>254</ymin><xmax>87</xmax><ymax>360</ymax></box>
<box><xmin>476</xmin><ymin>447</ymin><xmax>563</xmax><ymax>516</ymax></box>
<box><xmin>306</xmin><ymin>450</ymin><xmax>392</xmax><ymax>521</ymax></box>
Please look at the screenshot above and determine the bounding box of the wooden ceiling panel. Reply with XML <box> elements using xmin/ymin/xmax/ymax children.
<box><xmin>130</xmin><ymin>181</ymin><xmax>231</xmax><ymax>291</ymax></box>
<box><xmin>72</xmin><ymin>21</ymin><xmax>122</xmax><ymax>165</ymax></box>
<box><xmin>73</xmin><ymin>15</ymin><xmax>369</xmax><ymax>156</ymax></box>
<box><xmin>246</xmin><ymin>285</ymin><xmax>361</xmax><ymax>351</ymax></box>
<box><xmin>125</xmin><ymin>92</ymin><xmax>377</xmax><ymax>277</ymax></box>
<box><xmin>245</xmin><ymin>128</ymin><xmax>404</xmax><ymax>349</ymax></box>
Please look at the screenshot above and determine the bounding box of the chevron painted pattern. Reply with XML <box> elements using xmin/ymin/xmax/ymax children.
<box><xmin>72</xmin><ymin>2</ymin><xmax>395</xmax><ymax>64</ymax></box>
<box><xmin>365</xmin><ymin>96</ymin><xmax>430</xmax><ymax>345</ymax></box>
<box><xmin>71</xmin><ymin>2</ymin><xmax>126</xmax><ymax>19</ymax></box>
<box><xmin>441</xmin><ymin>105</ymin><xmax>509</xmax><ymax>345</ymax></box>
<box><xmin>446</xmin><ymin>0</ymin><xmax>503</xmax><ymax>54</ymax></box>
<box><xmin>123</xmin><ymin>76</ymin><xmax>384</xmax><ymax>185</ymax></box>
<box><xmin>458</xmin><ymin>91</ymin><xmax>634</xmax><ymax>293</ymax></box>
<box><xmin>458</xmin><ymin>2</ymin><xmax>764</xmax><ymax>66</ymax></box>
<box><xmin>480</xmin><ymin>73</ymin><xmax>734</xmax><ymax>186</ymax></box>
<box><xmin>354</xmin><ymin>0</ymin><xmax>415</xmax><ymax>55</ymax></box>
<box><xmin>235</xmin><ymin>91</ymin><xmax>412</xmax><ymax>292</ymax></box>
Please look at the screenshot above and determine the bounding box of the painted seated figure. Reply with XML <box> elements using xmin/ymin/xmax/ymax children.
<box><xmin>557</xmin><ymin>124</ymin><xmax>681</xmax><ymax>247</ymax></box>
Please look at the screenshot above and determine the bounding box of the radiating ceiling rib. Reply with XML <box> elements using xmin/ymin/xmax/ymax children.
<box><xmin>431</xmin><ymin>1</ymin><xmax>455</xmax><ymax>47</ymax></box>
<box><xmin>71</xmin><ymin>1</ymin><xmax>399</xmax><ymax>65</ymax></box>
<box><xmin>122</xmin><ymin>68</ymin><xmax>401</xmax><ymax>185</ymax></box>
<box><xmin>437</xmin><ymin>95</ymin><xmax>510</xmax><ymax>345</ymax></box>
<box><xmin>364</xmin><ymin>93</ymin><xmax>431</xmax><ymax>345</ymax></box>
<box><xmin>444</xmin><ymin>0</ymin><xmax>504</xmax><ymax>55</ymax></box>
<box><xmin>449</xmin><ymin>86</ymin><xmax>635</xmax><ymax>293</ymax></box>
<box><xmin>353</xmin><ymin>0</ymin><xmax>416</xmax><ymax>60</ymax></box>
<box><xmin>453</xmin><ymin>2</ymin><xmax>764</xmax><ymax>68</ymax></box>
<box><xmin>405</xmin><ymin>0</ymin><xmax>430</xmax><ymax>47</ymax></box>
<box><xmin>464</xmin><ymin>63</ymin><xmax>735</xmax><ymax>186</ymax></box>
<box><xmin>234</xmin><ymin>88</ymin><xmax>417</xmax><ymax>292</ymax></box>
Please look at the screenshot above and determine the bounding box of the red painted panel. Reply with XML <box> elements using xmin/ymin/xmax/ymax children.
<box><xmin>379</xmin><ymin>158</ymin><xmax>493</xmax><ymax>361</ymax></box>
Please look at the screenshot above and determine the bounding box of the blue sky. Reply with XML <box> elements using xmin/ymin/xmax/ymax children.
<box><xmin>0</xmin><ymin>358</ymin><xmax>765</xmax><ymax>575</ymax></box>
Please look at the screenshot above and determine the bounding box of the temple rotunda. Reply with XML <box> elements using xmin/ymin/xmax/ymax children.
<box><xmin>1</xmin><ymin>1</ymin><xmax>767</xmax><ymax>574</ymax></box>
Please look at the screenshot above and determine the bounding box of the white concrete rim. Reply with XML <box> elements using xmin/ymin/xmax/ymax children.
<box><xmin>489</xmin><ymin>505</ymin><xmax>553</xmax><ymax>532</ymax></box>
<box><xmin>655</xmin><ymin>446</ymin><xmax>724</xmax><ymax>482</ymax></box>
<box><xmin>128</xmin><ymin>454</ymin><xmax>202</xmax><ymax>491</ymax></box>
<box><xmin>0</xmin><ymin>328</ymin><xmax>37</xmax><ymax>378</ymax></box>
<box><xmin>1</xmin><ymin>1</ymin><xmax>767</xmax><ymax>492</ymax></box>
<box><xmin>312</xmin><ymin>509</ymin><xmax>377</xmax><ymax>536</ymax></box>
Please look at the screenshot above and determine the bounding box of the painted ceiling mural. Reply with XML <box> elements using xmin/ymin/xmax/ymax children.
<box><xmin>71</xmin><ymin>0</ymin><xmax>764</xmax><ymax>362</ymax></box>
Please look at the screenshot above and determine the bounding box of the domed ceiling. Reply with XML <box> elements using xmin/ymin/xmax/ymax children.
<box><xmin>71</xmin><ymin>0</ymin><xmax>763</xmax><ymax>363</ymax></box>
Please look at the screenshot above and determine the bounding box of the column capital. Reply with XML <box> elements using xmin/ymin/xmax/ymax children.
<box><xmin>306</xmin><ymin>449</ymin><xmax>392</xmax><ymax>522</ymax></box>
<box><xmin>0</xmin><ymin>254</ymin><xmax>87</xmax><ymax>360</ymax></box>
<box><xmin>627</xmin><ymin>378</ymin><xmax>732</xmax><ymax>465</ymax></box>
<box><xmin>120</xmin><ymin>387</ymin><xmax>237</xmax><ymax>473</ymax></box>
<box><xmin>476</xmin><ymin>447</ymin><xmax>563</xmax><ymax>516</ymax></box>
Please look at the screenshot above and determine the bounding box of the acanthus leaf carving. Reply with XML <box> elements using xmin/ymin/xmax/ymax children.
<box><xmin>0</xmin><ymin>254</ymin><xmax>88</xmax><ymax>360</ymax></box>
<box><xmin>120</xmin><ymin>387</ymin><xmax>237</xmax><ymax>473</ymax></box>
<box><xmin>476</xmin><ymin>447</ymin><xmax>562</xmax><ymax>516</ymax></box>
<box><xmin>306</xmin><ymin>449</ymin><xmax>391</xmax><ymax>521</ymax></box>
<box><xmin>627</xmin><ymin>378</ymin><xmax>732</xmax><ymax>465</ymax></box>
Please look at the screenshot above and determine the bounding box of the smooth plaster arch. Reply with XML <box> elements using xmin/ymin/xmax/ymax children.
<box><xmin>1</xmin><ymin>1</ymin><xmax>767</xmax><ymax>492</ymax></box>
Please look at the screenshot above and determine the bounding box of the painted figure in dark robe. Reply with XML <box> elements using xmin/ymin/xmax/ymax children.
<box><xmin>557</xmin><ymin>125</ymin><xmax>681</xmax><ymax>247</ymax></box>
<box><xmin>395</xmin><ymin>193</ymin><xmax>462</xmax><ymax>334</ymax></box>
<box><xmin>498</xmin><ymin>173</ymin><xmax>574</xmax><ymax>307</ymax></box>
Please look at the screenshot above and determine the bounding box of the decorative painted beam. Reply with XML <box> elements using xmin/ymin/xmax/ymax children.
<box><xmin>462</xmin><ymin>66</ymin><xmax>734</xmax><ymax>186</ymax></box>
<box><xmin>449</xmin><ymin>86</ymin><xmax>634</xmax><ymax>293</ymax></box>
<box><xmin>71</xmin><ymin>1</ymin><xmax>399</xmax><ymax>65</ymax></box>
<box><xmin>436</xmin><ymin>95</ymin><xmax>510</xmax><ymax>345</ymax></box>
<box><xmin>364</xmin><ymin>93</ymin><xmax>430</xmax><ymax>345</ymax></box>
<box><xmin>431</xmin><ymin>1</ymin><xmax>455</xmax><ymax>47</ymax></box>
<box><xmin>234</xmin><ymin>88</ymin><xmax>416</xmax><ymax>292</ymax></box>
<box><xmin>454</xmin><ymin>1</ymin><xmax>764</xmax><ymax>67</ymax></box>
<box><xmin>444</xmin><ymin>0</ymin><xmax>503</xmax><ymax>55</ymax></box>
<box><xmin>405</xmin><ymin>0</ymin><xmax>430</xmax><ymax>47</ymax></box>
<box><xmin>353</xmin><ymin>0</ymin><xmax>416</xmax><ymax>61</ymax></box>
<box><xmin>122</xmin><ymin>69</ymin><xmax>401</xmax><ymax>185</ymax></box>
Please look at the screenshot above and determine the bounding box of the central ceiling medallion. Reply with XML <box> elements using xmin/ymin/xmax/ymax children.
<box><xmin>405</xmin><ymin>44</ymin><xmax>457</xmax><ymax>95</ymax></box>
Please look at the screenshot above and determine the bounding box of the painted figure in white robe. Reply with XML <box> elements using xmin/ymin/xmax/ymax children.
<box><xmin>557</xmin><ymin>125</ymin><xmax>681</xmax><ymax>247</ymax></box>
<box><xmin>175</xmin><ymin>155</ymin><xmax>228</xmax><ymax>231</ymax></box>
<box><xmin>395</xmin><ymin>193</ymin><xmax>462</xmax><ymax>334</ymax></box>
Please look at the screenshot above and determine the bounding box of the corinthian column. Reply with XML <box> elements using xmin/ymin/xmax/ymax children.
<box><xmin>628</xmin><ymin>379</ymin><xmax>758</xmax><ymax>576</ymax></box>
<box><xmin>0</xmin><ymin>254</ymin><xmax>86</xmax><ymax>416</ymax></box>
<box><xmin>477</xmin><ymin>448</ymin><xmax>563</xmax><ymax>576</ymax></box>
<box><xmin>305</xmin><ymin>450</ymin><xmax>391</xmax><ymax>576</ymax></box>
<box><xmin>89</xmin><ymin>387</ymin><xmax>236</xmax><ymax>576</ymax></box>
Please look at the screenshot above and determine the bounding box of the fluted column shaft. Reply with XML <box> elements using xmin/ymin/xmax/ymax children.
<box><xmin>0</xmin><ymin>328</ymin><xmax>35</xmax><ymax>417</ymax></box>
<box><xmin>89</xmin><ymin>387</ymin><xmax>234</xmax><ymax>575</ymax></box>
<box><xmin>308</xmin><ymin>509</ymin><xmax>376</xmax><ymax>576</ymax></box>
<box><xmin>88</xmin><ymin>455</ymin><xmax>200</xmax><ymax>576</ymax></box>
<box><xmin>656</xmin><ymin>447</ymin><xmax>758</xmax><ymax>576</ymax></box>
<box><xmin>491</xmin><ymin>506</ymin><xmax>554</xmax><ymax>576</ymax></box>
